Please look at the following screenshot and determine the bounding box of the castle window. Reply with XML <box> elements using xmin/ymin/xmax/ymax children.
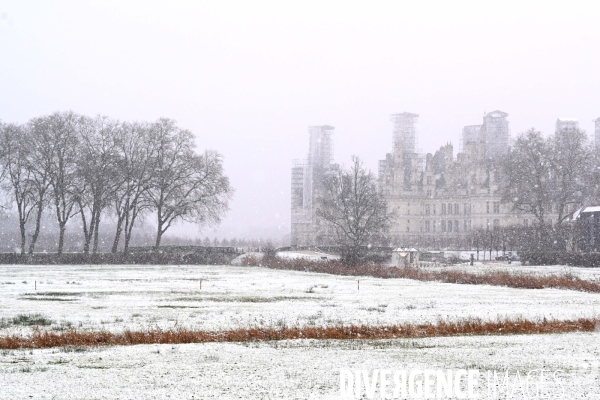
<box><xmin>442</xmin><ymin>203</ymin><xmax>446</xmax><ymax>215</ymax></box>
<box><xmin>493</xmin><ymin>202</ymin><xmax>500</xmax><ymax>214</ymax></box>
<box><xmin>433</xmin><ymin>204</ymin><xmax>436</xmax><ymax>215</ymax></box>
<box><xmin>425</xmin><ymin>220</ymin><xmax>430</xmax><ymax>232</ymax></box>
<box><xmin>447</xmin><ymin>203</ymin><xmax>452</xmax><ymax>215</ymax></box>
<box><xmin>454</xmin><ymin>203</ymin><xmax>459</xmax><ymax>214</ymax></box>
<box><xmin>425</xmin><ymin>204</ymin><xmax>430</xmax><ymax>215</ymax></box>
<box><xmin>454</xmin><ymin>220</ymin><xmax>459</xmax><ymax>232</ymax></box>
<box><xmin>493</xmin><ymin>219</ymin><xmax>500</xmax><ymax>230</ymax></box>
<box><xmin>442</xmin><ymin>220</ymin><xmax>446</xmax><ymax>232</ymax></box>
<box><xmin>427</xmin><ymin>176</ymin><xmax>432</xmax><ymax>185</ymax></box>
<box><xmin>433</xmin><ymin>221</ymin><xmax>436</xmax><ymax>232</ymax></box>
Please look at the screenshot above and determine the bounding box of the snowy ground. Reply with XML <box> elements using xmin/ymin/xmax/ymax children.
<box><xmin>1</xmin><ymin>263</ymin><xmax>599</xmax><ymax>398</ymax></box>
<box><xmin>429</xmin><ymin>260</ymin><xmax>600</xmax><ymax>281</ymax></box>
<box><xmin>1</xmin><ymin>333</ymin><xmax>599</xmax><ymax>399</ymax></box>
<box><xmin>1</xmin><ymin>264</ymin><xmax>599</xmax><ymax>336</ymax></box>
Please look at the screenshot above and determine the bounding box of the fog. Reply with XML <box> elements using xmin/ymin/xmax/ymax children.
<box><xmin>1</xmin><ymin>1</ymin><xmax>599</xmax><ymax>241</ymax></box>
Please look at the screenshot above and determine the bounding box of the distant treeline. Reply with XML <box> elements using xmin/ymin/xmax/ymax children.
<box><xmin>0</xmin><ymin>211</ymin><xmax>284</xmax><ymax>254</ymax></box>
<box><xmin>0</xmin><ymin>111</ymin><xmax>233</xmax><ymax>255</ymax></box>
<box><xmin>0</xmin><ymin>248</ymin><xmax>240</xmax><ymax>266</ymax></box>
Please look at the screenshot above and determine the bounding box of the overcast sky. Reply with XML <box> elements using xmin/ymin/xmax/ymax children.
<box><xmin>1</xmin><ymin>1</ymin><xmax>599</xmax><ymax>241</ymax></box>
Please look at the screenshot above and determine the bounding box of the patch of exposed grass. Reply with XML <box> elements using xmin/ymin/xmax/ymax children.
<box><xmin>172</xmin><ymin>295</ymin><xmax>319</xmax><ymax>303</ymax></box>
<box><xmin>359</xmin><ymin>306</ymin><xmax>386</xmax><ymax>313</ymax></box>
<box><xmin>51</xmin><ymin>321</ymin><xmax>74</xmax><ymax>331</ymax></box>
<box><xmin>58</xmin><ymin>346</ymin><xmax>94</xmax><ymax>353</ymax></box>
<box><xmin>1</xmin><ymin>316</ymin><xmax>597</xmax><ymax>349</ymax></box>
<box><xmin>18</xmin><ymin>297</ymin><xmax>77</xmax><ymax>302</ymax></box>
<box><xmin>157</xmin><ymin>305</ymin><xmax>201</xmax><ymax>309</ymax></box>
<box><xmin>48</xmin><ymin>358</ymin><xmax>70</xmax><ymax>365</ymax></box>
<box><xmin>0</xmin><ymin>314</ymin><xmax>55</xmax><ymax>328</ymax></box>
<box><xmin>77</xmin><ymin>365</ymin><xmax>108</xmax><ymax>369</ymax></box>
<box><xmin>22</xmin><ymin>292</ymin><xmax>84</xmax><ymax>296</ymax></box>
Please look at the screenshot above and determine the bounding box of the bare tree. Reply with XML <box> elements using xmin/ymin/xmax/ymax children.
<box><xmin>549</xmin><ymin>127</ymin><xmax>592</xmax><ymax>224</ymax></box>
<box><xmin>75</xmin><ymin>115</ymin><xmax>122</xmax><ymax>253</ymax></box>
<box><xmin>110</xmin><ymin>121</ymin><xmax>156</xmax><ymax>253</ymax></box>
<box><xmin>0</xmin><ymin>121</ymin><xmax>5</xmax><ymax>189</ymax></box>
<box><xmin>469</xmin><ymin>227</ymin><xmax>486</xmax><ymax>260</ymax></box>
<box><xmin>500</xmin><ymin>128</ymin><xmax>595</xmax><ymax>250</ymax></box>
<box><xmin>0</xmin><ymin>123</ymin><xmax>35</xmax><ymax>254</ymax></box>
<box><xmin>147</xmin><ymin>119</ymin><xmax>233</xmax><ymax>248</ymax></box>
<box><xmin>24</xmin><ymin>117</ymin><xmax>53</xmax><ymax>254</ymax></box>
<box><xmin>316</xmin><ymin>156</ymin><xmax>392</xmax><ymax>265</ymax></box>
<box><xmin>500</xmin><ymin>129</ymin><xmax>553</xmax><ymax>246</ymax></box>
<box><xmin>44</xmin><ymin>111</ymin><xmax>81</xmax><ymax>255</ymax></box>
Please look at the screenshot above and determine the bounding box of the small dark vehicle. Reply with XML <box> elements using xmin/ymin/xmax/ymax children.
<box><xmin>496</xmin><ymin>253</ymin><xmax>518</xmax><ymax>262</ymax></box>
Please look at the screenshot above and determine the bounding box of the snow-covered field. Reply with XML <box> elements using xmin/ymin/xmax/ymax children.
<box><xmin>1</xmin><ymin>264</ymin><xmax>599</xmax><ymax>335</ymax></box>
<box><xmin>1</xmin><ymin>263</ymin><xmax>599</xmax><ymax>398</ymax></box>
<box><xmin>1</xmin><ymin>333</ymin><xmax>599</xmax><ymax>399</ymax></box>
<box><xmin>429</xmin><ymin>260</ymin><xmax>600</xmax><ymax>281</ymax></box>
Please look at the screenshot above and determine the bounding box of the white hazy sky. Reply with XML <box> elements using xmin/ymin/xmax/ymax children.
<box><xmin>1</xmin><ymin>1</ymin><xmax>599</xmax><ymax>241</ymax></box>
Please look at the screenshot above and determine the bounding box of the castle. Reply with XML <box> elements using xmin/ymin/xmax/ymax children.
<box><xmin>291</xmin><ymin>112</ymin><xmax>574</xmax><ymax>248</ymax></box>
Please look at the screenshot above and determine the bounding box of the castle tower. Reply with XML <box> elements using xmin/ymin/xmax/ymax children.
<box><xmin>291</xmin><ymin>125</ymin><xmax>335</xmax><ymax>246</ymax></box>
<box><xmin>556</xmin><ymin>118</ymin><xmax>579</xmax><ymax>134</ymax></box>
<box><xmin>595</xmin><ymin>118</ymin><xmax>600</xmax><ymax>152</ymax></box>
<box><xmin>390</xmin><ymin>112</ymin><xmax>419</xmax><ymax>154</ymax></box>
<box><xmin>482</xmin><ymin>111</ymin><xmax>509</xmax><ymax>159</ymax></box>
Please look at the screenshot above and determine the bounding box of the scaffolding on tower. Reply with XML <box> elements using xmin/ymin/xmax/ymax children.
<box><xmin>390</xmin><ymin>112</ymin><xmax>419</xmax><ymax>154</ymax></box>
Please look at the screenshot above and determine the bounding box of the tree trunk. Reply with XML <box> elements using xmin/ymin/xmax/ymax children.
<box><xmin>123</xmin><ymin>209</ymin><xmax>134</xmax><ymax>255</ymax></box>
<box><xmin>155</xmin><ymin>204</ymin><xmax>163</xmax><ymax>249</ymax></box>
<box><xmin>57</xmin><ymin>224</ymin><xmax>66</xmax><ymax>255</ymax></box>
<box><xmin>80</xmin><ymin>207</ymin><xmax>91</xmax><ymax>254</ymax></box>
<box><xmin>89</xmin><ymin>209</ymin><xmax>99</xmax><ymax>254</ymax></box>
<box><xmin>155</xmin><ymin>230</ymin><xmax>163</xmax><ymax>249</ymax></box>
<box><xmin>92</xmin><ymin>216</ymin><xmax>100</xmax><ymax>254</ymax></box>
<box><xmin>111</xmin><ymin>214</ymin><xmax>124</xmax><ymax>253</ymax></box>
<box><xmin>19</xmin><ymin>219</ymin><xmax>26</xmax><ymax>256</ymax></box>
<box><xmin>28</xmin><ymin>202</ymin><xmax>44</xmax><ymax>255</ymax></box>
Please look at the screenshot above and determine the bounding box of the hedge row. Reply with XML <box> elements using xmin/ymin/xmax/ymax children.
<box><xmin>0</xmin><ymin>251</ymin><xmax>239</xmax><ymax>265</ymax></box>
<box><xmin>519</xmin><ymin>252</ymin><xmax>600</xmax><ymax>267</ymax></box>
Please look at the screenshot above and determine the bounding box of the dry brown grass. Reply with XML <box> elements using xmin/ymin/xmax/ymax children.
<box><xmin>244</xmin><ymin>256</ymin><xmax>600</xmax><ymax>293</ymax></box>
<box><xmin>0</xmin><ymin>317</ymin><xmax>597</xmax><ymax>349</ymax></box>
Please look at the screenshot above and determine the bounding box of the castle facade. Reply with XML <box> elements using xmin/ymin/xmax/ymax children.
<box><xmin>291</xmin><ymin>112</ymin><xmax>567</xmax><ymax>248</ymax></box>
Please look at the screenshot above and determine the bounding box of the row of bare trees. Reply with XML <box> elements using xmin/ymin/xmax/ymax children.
<box><xmin>0</xmin><ymin>111</ymin><xmax>233</xmax><ymax>255</ymax></box>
